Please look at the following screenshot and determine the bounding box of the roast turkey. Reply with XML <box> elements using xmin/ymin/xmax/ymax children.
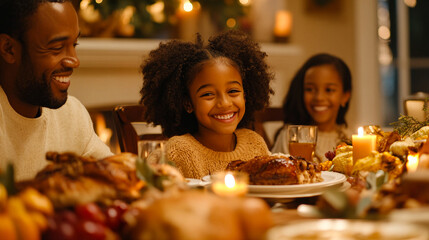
<box><xmin>226</xmin><ymin>154</ymin><xmax>323</xmax><ymax>185</ymax></box>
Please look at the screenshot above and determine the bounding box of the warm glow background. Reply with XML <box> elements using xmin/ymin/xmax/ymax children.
<box><xmin>70</xmin><ymin>0</ymin><xmax>381</xmax><ymax>144</ymax></box>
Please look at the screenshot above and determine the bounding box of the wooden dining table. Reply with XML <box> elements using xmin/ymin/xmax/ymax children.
<box><xmin>265</xmin><ymin>195</ymin><xmax>429</xmax><ymax>240</ymax></box>
<box><xmin>268</xmin><ymin>196</ymin><xmax>319</xmax><ymax>225</ymax></box>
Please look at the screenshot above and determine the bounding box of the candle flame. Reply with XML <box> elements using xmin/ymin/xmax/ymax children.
<box><xmin>224</xmin><ymin>173</ymin><xmax>236</xmax><ymax>188</ymax></box>
<box><xmin>358</xmin><ymin>127</ymin><xmax>364</xmax><ymax>136</ymax></box>
<box><xmin>407</xmin><ymin>153</ymin><xmax>419</xmax><ymax>173</ymax></box>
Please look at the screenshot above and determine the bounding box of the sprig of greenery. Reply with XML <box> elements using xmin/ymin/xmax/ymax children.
<box><xmin>84</xmin><ymin>0</ymin><xmax>248</xmax><ymax>38</ymax></box>
<box><xmin>314</xmin><ymin>171</ymin><xmax>389</xmax><ymax>219</ymax></box>
<box><xmin>0</xmin><ymin>163</ymin><xmax>16</xmax><ymax>195</ymax></box>
<box><xmin>390</xmin><ymin>97</ymin><xmax>429</xmax><ymax>137</ymax></box>
<box><xmin>390</xmin><ymin>114</ymin><xmax>428</xmax><ymax>137</ymax></box>
<box><xmin>136</xmin><ymin>156</ymin><xmax>166</xmax><ymax>191</ymax></box>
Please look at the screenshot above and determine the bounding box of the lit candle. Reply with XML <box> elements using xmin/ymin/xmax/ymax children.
<box><xmin>352</xmin><ymin>127</ymin><xmax>377</xmax><ymax>164</ymax></box>
<box><xmin>407</xmin><ymin>153</ymin><xmax>419</xmax><ymax>173</ymax></box>
<box><xmin>273</xmin><ymin>10</ymin><xmax>292</xmax><ymax>38</ymax></box>
<box><xmin>211</xmin><ymin>171</ymin><xmax>248</xmax><ymax>197</ymax></box>
<box><xmin>273</xmin><ymin>10</ymin><xmax>293</xmax><ymax>42</ymax></box>
<box><xmin>177</xmin><ymin>0</ymin><xmax>200</xmax><ymax>41</ymax></box>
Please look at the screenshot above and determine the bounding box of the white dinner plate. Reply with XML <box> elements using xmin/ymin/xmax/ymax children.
<box><xmin>202</xmin><ymin>171</ymin><xmax>346</xmax><ymax>194</ymax></box>
<box><xmin>185</xmin><ymin>178</ymin><xmax>209</xmax><ymax>187</ymax></box>
<box><xmin>266</xmin><ymin>219</ymin><xmax>429</xmax><ymax>240</ymax></box>
<box><xmin>246</xmin><ymin>181</ymin><xmax>350</xmax><ymax>199</ymax></box>
<box><xmin>202</xmin><ymin>175</ymin><xmax>211</xmax><ymax>182</ymax></box>
<box><xmin>247</xmin><ymin>171</ymin><xmax>346</xmax><ymax>193</ymax></box>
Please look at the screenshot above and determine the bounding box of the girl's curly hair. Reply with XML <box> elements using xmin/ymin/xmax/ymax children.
<box><xmin>140</xmin><ymin>30</ymin><xmax>274</xmax><ymax>137</ymax></box>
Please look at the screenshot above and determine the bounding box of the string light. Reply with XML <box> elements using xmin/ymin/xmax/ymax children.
<box><xmin>80</xmin><ymin>0</ymin><xmax>90</xmax><ymax>8</ymax></box>
<box><xmin>378</xmin><ymin>25</ymin><xmax>391</xmax><ymax>40</ymax></box>
<box><xmin>226</xmin><ymin>18</ymin><xmax>237</xmax><ymax>28</ymax></box>
<box><xmin>403</xmin><ymin>0</ymin><xmax>417</xmax><ymax>7</ymax></box>
<box><xmin>239</xmin><ymin>0</ymin><xmax>251</xmax><ymax>6</ymax></box>
<box><xmin>146</xmin><ymin>1</ymin><xmax>165</xmax><ymax>23</ymax></box>
<box><xmin>183</xmin><ymin>0</ymin><xmax>193</xmax><ymax>12</ymax></box>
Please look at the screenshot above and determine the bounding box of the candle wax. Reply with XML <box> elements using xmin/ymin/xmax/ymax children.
<box><xmin>352</xmin><ymin>128</ymin><xmax>377</xmax><ymax>164</ymax></box>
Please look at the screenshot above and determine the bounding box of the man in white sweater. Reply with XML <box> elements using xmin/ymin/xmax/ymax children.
<box><xmin>0</xmin><ymin>0</ymin><xmax>113</xmax><ymax>181</ymax></box>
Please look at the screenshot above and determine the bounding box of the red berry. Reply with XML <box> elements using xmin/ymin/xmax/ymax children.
<box><xmin>43</xmin><ymin>214</ymin><xmax>78</xmax><ymax>240</ymax></box>
<box><xmin>75</xmin><ymin>203</ymin><xmax>106</xmax><ymax>224</ymax></box>
<box><xmin>59</xmin><ymin>210</ymin><xmax>78</xmax><ymax>224</ymax></box>
<box><xmin>325</xmin><ymin>151</ymin><xmax>336</xmax><ymax>161</ymax></box>
<box><xmin>105</xmin><ymin>207</ymin><xmax>120</xmax><ymax>231</ymax></box>
<box><xmin>76</xmin><ymin>220</ymin><xmax>107</xmax><ymax>240</ymax></box>
<box><xmin>112</xmin><ymin>200</ymin><xmax>128</xmax><ymax>215</ymax></box>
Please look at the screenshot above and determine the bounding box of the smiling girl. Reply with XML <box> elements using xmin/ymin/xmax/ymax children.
<box><xmin>271</xmin><ymin>53</ymin><xmax>352</xmax><ymax>162</ymax></box>
<box><xmin>140</xmin><ymin>30</ymin><xmax>274</xmax><ymax>179</ymax></box>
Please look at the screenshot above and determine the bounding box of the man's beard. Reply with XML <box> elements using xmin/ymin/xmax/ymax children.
<box><xmin>15</xmin><ymin>51</ymin><xmax>67</xmax><ymax>109</ymax></box>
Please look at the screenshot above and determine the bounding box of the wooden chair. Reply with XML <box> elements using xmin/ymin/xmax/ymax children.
<box><xmin>254</xmin><ymin>107</ymin><xmax>285</xmax><ymax>149</ymax></box>
<box><xmin>113</xmin><ymin>104</ymin><xmax>167</xmax><ymax>155</ymax></box>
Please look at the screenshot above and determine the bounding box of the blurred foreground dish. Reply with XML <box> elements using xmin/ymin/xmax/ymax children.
<box><xmin>19</xmin><ymin>152</ymin><xmax>144</xmax><ymax>208</ymax></box>
<box><xmin>126</xmin><ymin>190</ymin><xmax>273</xmax><ymax>240</ymax></box>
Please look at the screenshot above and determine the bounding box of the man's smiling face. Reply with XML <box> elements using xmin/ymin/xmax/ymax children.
<box><xmin>16</xmin><ymin>1</ymin><xmax>80</xmax><ymax>109</ymax></box>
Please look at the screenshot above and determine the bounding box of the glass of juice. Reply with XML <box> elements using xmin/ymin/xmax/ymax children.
<box><xmin>287</xmin><ymin>125</ymin><xmax>318</xmax><ymax>161</ymax></box>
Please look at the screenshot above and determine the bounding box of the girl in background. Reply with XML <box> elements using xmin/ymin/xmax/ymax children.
<box><xmin>140</xmin><ymin>30</ymin><xmax>274</xmax><ymax>179</ymax></box>
<box><xmin>272</xmin><ymin>53</ymin><xmax>352</xmax><ymax>162</ymax></box>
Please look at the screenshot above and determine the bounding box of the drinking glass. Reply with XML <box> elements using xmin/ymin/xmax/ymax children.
<box><xmin>287</xmin><ymin>125</ymin><xmax>318</xmax><ymax>161</ymax></box>
<box><xmin>138</xmin><ymin>140</ymin><xmax>167</xmax><ymax>164</ymax></box>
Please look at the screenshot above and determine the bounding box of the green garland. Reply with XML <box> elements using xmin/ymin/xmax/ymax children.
<box><xmin>84</xmin><ymin>0</ymin><xmax>248</xmax><ymax>38</ymax></box>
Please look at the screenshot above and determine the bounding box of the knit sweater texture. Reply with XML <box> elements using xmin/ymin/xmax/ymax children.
<box><xmin>0</xmin><ymin>86</ymin><xmax>113</xmax><ymax>181</ymax></box>
<box><xmin>166</xmin><ymin>128</ymin><xmax>270</xmax><ymax>179</ymax></box>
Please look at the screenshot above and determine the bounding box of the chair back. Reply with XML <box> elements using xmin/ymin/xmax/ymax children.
<box><xmin>254</xmin><ymin>107</ymin><xmax>285</xmax><ymax>149</ymax></box>
<box><xmin>113</xmin><ymin>105</ymin><xmax>167</xmax><ymax>154</ymax></box>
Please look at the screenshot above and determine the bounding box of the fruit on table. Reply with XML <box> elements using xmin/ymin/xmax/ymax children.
<box><xmin>75</xmin><ymin>202</ymin><xmax>106</xmax><ymax>224</ymax></box>
<box><xmin>105</xmin><ymin>200</ymin><xmax>129</xmax><ymax>231</ymax></box>
<box><xmin>7</xmin><ymin>197</ymin><xmax>40</xmax><ymax>240</ymax></box>
<box><xmin>0</xmin><ymin>184</ymin><xmax>8</xmax><ymax>211</ymax></box>
<box><xmin>0</xmin><ymin>213</ymin><xmax>17</xmax><ymax>240</ymax></box>
<box><xmin>27</xmin><ymin>211</ymin><xmax>49</xmax><ymax>232</ymax></box>
<box><xmin>76</xmin><ymin>220</ymin><xmax>106</xmax><ymax>240</ymax></box>
<box><xmin>43</xmin><ymin>210</ymin><xmax>79</xmax><ymax>240</ymax></box>
<box><xmin>44</xmin><ymin>201</ymin><xmax>127</xmax><ymax>240</ymax></box>
<box><xmin>18</xmin><ymin>188</ymin><xmax>53</xmax><ymax>215</ymax></box>
<box><xmin>332</xmin><ymin>145</ymin><xmax>353</xmax><ymax>175</ymax></box>
<box><xmin>0</xmin><ymin>184</ymin><xmax>56</xmax><ymax>240</ymax></box>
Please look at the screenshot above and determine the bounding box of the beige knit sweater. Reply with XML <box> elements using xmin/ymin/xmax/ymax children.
<box><xmin>0</xmin><ymin>86</ymin><xmax>113</xmax><ymax>181</ymax></box>
<box><xmin>166</xmin><ymin>128</ymin><xmax>270</xmax><ymax>179</ymax></box>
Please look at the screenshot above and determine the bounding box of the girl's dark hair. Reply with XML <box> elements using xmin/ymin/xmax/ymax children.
<box><xmin>282</xmin><ymin>53</ymin><xmax>352</xmax><ymax>126</ymax></box>
<box><xmin>0</xmin><ymin>0</ymin><xmax>69</xmax><ymax>41</ymax></box>
<box><xmin>140</xmin><ymin>30</ymin><xmax>274</xmax><ymax>137</ymax></box>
